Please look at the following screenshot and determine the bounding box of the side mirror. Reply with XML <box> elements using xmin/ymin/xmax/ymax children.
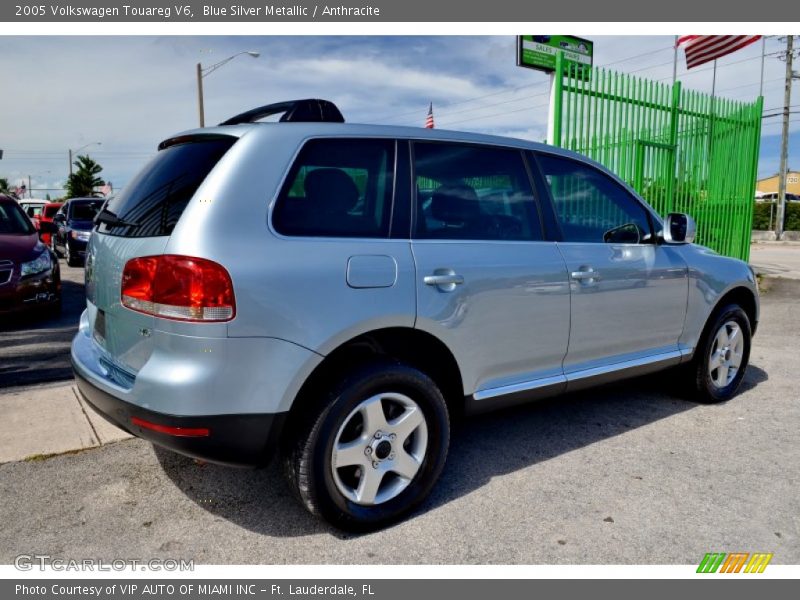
<box><xmin>38</xmin><ymin>221</ymin><xmax>57</xmax><ymax>234</ymax></box>
<box><xmin>662</xmin><ymin>213</ymin><xmax>696</xmax><ymax>244</ymax></box>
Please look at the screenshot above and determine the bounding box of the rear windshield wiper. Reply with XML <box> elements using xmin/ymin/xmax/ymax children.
<box><xmin>94</xmin><ymin>207</ymin><xmax>140</xmax><ymax>228</ymax></box>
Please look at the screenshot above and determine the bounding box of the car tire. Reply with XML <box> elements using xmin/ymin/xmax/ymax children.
<box><xmin>50</xmin><ymin>235</ymin><xmax>61</xmax><ymax>258</ymax></box>
<box><xmin>65</xmin><ymin>243</ymin><xmax>78</xmax><ymax>267</ymax></box>
<box><xmin>283</xmin><ymin>361</ymin><xmax>450</xmax><ymax>532</ymax></box>
<box><xmin>684</xmin><ymin>304</ymin><xmax>751</xmax><ymax>403</ymax></box>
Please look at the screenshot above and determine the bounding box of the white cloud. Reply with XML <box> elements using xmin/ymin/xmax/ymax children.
<box><xmin>0</xmin><ymin>35</ymin><xmax>795</xmax><ymax>193</ymax></box>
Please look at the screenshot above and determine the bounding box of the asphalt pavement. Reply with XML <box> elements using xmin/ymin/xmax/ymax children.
<box><xmin>0</xmin><ymin>260</ymin><xmax>85</xmax><ymax>387</ymax></box>
<box><xmin>0</xmin><ymin>276</ymin><xmax>797</xmax><ymax>564</ymax></box>
<box><xmin>750</xmin><ymin>242</ymin><xmax>800</xmax><ymax>280</ymax></box>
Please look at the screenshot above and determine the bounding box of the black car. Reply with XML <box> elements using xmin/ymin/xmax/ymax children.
<box><xmin>51</xmin><ymin>198</ymin><xmax>103</xmax><ymax>266</ymax></box>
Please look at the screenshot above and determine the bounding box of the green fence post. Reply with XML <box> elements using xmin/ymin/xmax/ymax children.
<box><xmin>667</xmin><ymin>81</ymin><xmax>682</xmax><ymax>213</ymax></box>
<box><xmin>742</xmin><ymin>96</ymin><xmax>764</xmax><ymax>262</ymax></box>
<box><xmin>552</xmin><ymin>51</ymin><xmax>564</xmax><ymax>147</ymax></box>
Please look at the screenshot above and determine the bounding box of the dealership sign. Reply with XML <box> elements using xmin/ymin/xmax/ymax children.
<box><xmin>517</xmin><ymin>35</ymin><xmax>593</xmax><ymax>74</ymax></box>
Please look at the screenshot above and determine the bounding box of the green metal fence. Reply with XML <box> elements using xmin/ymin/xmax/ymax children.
<box><xmin>550</xmin><ymin>52</ymin><xmax>763</xmax><ymax>261</ymax></box>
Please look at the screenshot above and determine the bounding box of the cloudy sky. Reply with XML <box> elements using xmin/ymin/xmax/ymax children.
<box><xmin>0</xmin><ymin>35</ymin><xmax>796</xmax><ymax>197</ymax></box>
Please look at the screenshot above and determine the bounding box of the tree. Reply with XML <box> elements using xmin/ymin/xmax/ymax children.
<box><xmin>65</xmin><ymin>155</ymin><xmax>105</xmax><ymax>198</ymax></box>
<box><xmin>0</xmin><ymin>177</ymin><xmax>13</xmax><ymax>196</ymax></box>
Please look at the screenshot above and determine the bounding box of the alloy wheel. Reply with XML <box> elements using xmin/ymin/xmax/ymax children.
<box><xmin>708</xmin><ymin>320</ymin><xmax>745</xmax><ymax>388</ymax></box>
<box><xmin>331</xmin><ymin>392</ymin><xmax>428</xmax><ymax>506</ymax></box>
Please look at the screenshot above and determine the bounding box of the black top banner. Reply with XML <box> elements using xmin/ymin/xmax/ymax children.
<box><xmin>2</xmin><ymin>0</ymin><xmax>799</xmax><ymax>22</ymax></box>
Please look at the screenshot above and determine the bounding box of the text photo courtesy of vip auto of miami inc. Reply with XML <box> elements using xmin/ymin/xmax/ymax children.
<box><xmin>0</xmin><ymin>28</ymin><xmax>798</xmax><ymax>583</ymax></box>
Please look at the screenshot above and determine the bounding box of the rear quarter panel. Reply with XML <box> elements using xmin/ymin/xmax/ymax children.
<box><xmin>167</xmin><ymin>127</ymin><xmax>417</xmax><ymax>352</ymax></box>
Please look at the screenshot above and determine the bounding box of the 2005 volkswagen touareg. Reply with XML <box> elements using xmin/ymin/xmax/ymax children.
<box><xmin>72</xmin><ymin>99</ymin><xmax>758</xmax><ymax>531</ymax></box>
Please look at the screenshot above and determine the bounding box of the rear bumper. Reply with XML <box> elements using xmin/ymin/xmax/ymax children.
<box><xmin>73</xmin><ymin>369</ymin><xmax>286</xmax><ymax>467</ymax></box>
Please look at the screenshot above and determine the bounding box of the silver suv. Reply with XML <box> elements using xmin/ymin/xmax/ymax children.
<box><xmin>72</xmin><ymin>99</ymin><xmax>758</xmax><ymax>531</ymax></box>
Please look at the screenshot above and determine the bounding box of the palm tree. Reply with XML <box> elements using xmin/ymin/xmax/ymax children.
<box><xmin>65</xmin><ymin>155</ymin><xmax>105</xmax><ymax>198</ymax></box>
<box><xmin>0</xmin><ymin>177</ymin><xmax>12</xmax><ymax>196</ymax></box>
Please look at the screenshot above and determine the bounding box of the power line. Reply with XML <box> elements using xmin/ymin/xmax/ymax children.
<box><xmin>376</xmin><ymin>43</ymin><xmax>676</xmax><ymax>125</ymax></box>
<box><xmin>438</xmin><ymin>101</ymin><xmax>550</xmax><ymax>128</ymax></box>
<box><xmin>417</xmin><ymin>46</ymin><xmax>775</xmax><ymax>129</ymax></box>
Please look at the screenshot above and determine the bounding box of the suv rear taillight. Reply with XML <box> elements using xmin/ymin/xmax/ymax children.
<box><xmin>121</xmin><ymin>255</ymin><xmax>235</xmax><ymax>322</ymax></box>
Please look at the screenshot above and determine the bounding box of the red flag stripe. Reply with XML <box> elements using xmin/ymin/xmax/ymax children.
<box><xmin>677</xmin><ymin>35</ymin><xmax>761</xmax><ymax>69</ymax></box>
<box><xmin>425</xmin><ymin>103</ymin><xmax>434</xmax><ymax>129</ymax></box>
<box><xmin>687</xmin><ymin>36</ymin><xmax>745</xmax><ymax>66</ymax></box>
<box><xmin>688</xmin><ymin>38</ymin><xmax>760</xmax><ymax>68</ymax></box>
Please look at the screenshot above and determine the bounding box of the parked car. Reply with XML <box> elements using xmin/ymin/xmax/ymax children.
<box><xmin>0</xmin><ymin>194</ymin><xmax>61</xmax><ymax>317</ymax></box>
<box><xmin>754</xmin><ymin>192</ymin><xmax>800</xmax><ymax>203</ymax></box>
<box><xmin>31</xmin><ymin>201</ymin><xmax>63</xmax><ymax>247</ymax></box>
<box><xmin>51</xmin><ymin>197</ymin><xmax>104</xmax><ymax>266</ymax></box>
<box><xmin>72</xmin><ymin>99</ymin><xmax>759</xmax><ymax>531</ymax></box>
<box><xmin>18</xmin><ymin>198</ymin><xmax>48</xmax><ymax>220</ymax></box>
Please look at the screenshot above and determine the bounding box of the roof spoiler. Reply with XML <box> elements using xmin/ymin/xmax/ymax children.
<box><xmin>219</xmin><ymin>99</ymin><xmax>345</xmax><ymax>126</ymax></box>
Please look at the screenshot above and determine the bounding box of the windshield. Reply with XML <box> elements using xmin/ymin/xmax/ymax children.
<box><xmin>69</xmin><ymin>200</ymin><xmax>103</xmax><ymax>221</ymax></box>
<box><xmin>0</xmin><ymin>203</ymin><xmax>35</xmax><ymax>235</ymax></box>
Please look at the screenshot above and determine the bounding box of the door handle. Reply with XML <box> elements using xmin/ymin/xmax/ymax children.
<box><xmin>424</xmin><ymin>274</ymin><xmax>465</xmax><ymax>286</ymax></box>
<box><xmin>570</xmin><ymin>268</ymin><xmax>601</xmax><ymax>281</ymax></box>
<box><xmin>424</xmin><ymin>270</ymin><xmax>464</xmax><ymax>292</ymax></box>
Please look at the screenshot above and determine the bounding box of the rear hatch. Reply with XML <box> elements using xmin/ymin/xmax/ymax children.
<box><xmin>86</xmin><ymin>135</ymin><xmax>237</xmax><ymax>377</ymax></box>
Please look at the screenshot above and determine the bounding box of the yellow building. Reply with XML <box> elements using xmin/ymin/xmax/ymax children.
<box><xmin>757</xmin><ymin>171</ymin><xmax>800</xmax><ymax>196</ymax></box>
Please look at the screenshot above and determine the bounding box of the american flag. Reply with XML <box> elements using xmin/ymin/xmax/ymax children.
<box><xmin>676</xmin><ymin>35</ymin><xmax>762</xmax><ymax>69</ymax></box>
<box><xmin>425</xmin><ymin>103</ymin><xmax>434</xmax><ymax>129</ymax></box>
<box><xmin>100</xmin><ymin>182</ymin><xmax>112</xmax><ymax>196</ymax></box>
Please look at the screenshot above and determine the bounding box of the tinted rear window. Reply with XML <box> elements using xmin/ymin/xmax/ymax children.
<box><xmin>97</xmin><ymin>137</ymin><xmax>236</xmax><ymax>237</ymax></box>
<box><xmin>70</xmin><ymin>200</ymin><xmax>103</xmax><ymax>221</ymax></box>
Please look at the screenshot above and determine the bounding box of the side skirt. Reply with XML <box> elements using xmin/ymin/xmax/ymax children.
<box><xmin>464</xmin><ymin>349</ymin><xmax>690</xmax><ymax>415</ymax></box>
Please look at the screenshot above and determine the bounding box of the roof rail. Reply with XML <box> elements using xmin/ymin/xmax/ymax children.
<box><xmin>219</xmin><ymin>99</ymin><xmax>345</xmax><ymax>126</ymax></box>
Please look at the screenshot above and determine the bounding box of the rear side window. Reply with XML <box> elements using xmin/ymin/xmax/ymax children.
<box><xmin>24</xmin><ymin>204</ymin><xmax>44</xmax><ymax>218</ymax></box>
<box><xmin>272</xmin><ymin>138</ymin><xmax>395</xmax><ymax>238</ymax></box>
<box><xmin>413</xmin><ymin>142</ymin><xmax>543</xmax><ymax>241</ymax></box>
<box><xmin>98</xmin><ymin>137</ymin><xmax>236</xmax><ymax>238</ymax></box>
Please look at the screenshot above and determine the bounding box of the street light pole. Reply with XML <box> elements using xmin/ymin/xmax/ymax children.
<box><xmin>195</xmin><ymin>51</ymin><xmax>260</xmax><ymax>127</ymax></box>
<box><xmin>68</xmin><ymin>141</ymin><xmax>102</xmax><ymax>177</ymax></box>
<box><xmin>197</xmin><ymin>62</ymin><xmax>206</xmax><ymax>127</ymax></box>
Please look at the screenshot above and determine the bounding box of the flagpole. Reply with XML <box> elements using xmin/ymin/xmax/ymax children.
<box><xmin>759</xmin><ymin>36</ymin><xmax>766</xmax><ymax>97</ymax></box>
<box><xmin>672</xmin><ymin>35</ymin><xmax>678</xmax><ymax>84</ymax></box>
<box><xmin>711</xmin><ymin>59</ymin><xmax>717</xmax><ymax>98</ymax></box>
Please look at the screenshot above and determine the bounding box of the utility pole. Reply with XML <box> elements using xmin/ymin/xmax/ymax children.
<box><xmin>68</xmin><ymin>149</ymin><xmax>72</xmax><ymax>176</ymax></box>
<box><xmin>776</xmin><ymin>36</ymin><xmax>796</xmax><ymax>239</ymax></box>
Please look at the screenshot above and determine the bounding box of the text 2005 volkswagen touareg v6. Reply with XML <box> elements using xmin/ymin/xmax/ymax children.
<box><xmin>72</xmin><ymin>99</ymin><xmax>758</xmax><ymax>530</ymax></box>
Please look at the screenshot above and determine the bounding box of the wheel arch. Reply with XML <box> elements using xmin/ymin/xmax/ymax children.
<box><xmin>280</xmin><ymin>327</ymin><xmax>465</xmax><ymax>447</ymax></box>
<box><xmin>711</xmin><ymin>286</ymin><xmax>758</xmax><ymax>336</ymax></box>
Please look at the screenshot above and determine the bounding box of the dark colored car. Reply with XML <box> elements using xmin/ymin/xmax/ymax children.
<box><xmin>0</xmin><ymin>194</ymin><xmax>61</xmax><ymax>317</ymax></box>
<box><xmin>51</xmin><ymin>198</ymin><xmax>103</xmax><ymax>266</ymax></box>
<box><xmin>31</xmin><ymin>202</ymin><xmax>64</xmax><ymax>247</ymax></box>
